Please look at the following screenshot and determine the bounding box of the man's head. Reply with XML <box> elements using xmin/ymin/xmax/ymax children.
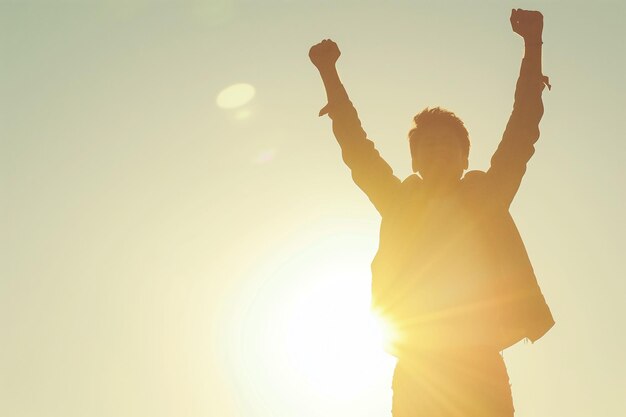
<box><xmin>408</xmin><ymin>107</ymin><xmax>470</xmax><ymax>182</ymax></box>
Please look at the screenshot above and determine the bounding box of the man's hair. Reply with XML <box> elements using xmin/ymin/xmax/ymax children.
<box><xmin>408</xmin><ymin>107</ymin><xmax>470</xmax><ymax>161</ymax></box>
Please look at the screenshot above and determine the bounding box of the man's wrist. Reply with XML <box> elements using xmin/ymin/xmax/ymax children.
<box><xmin>524</xmin><ymin>36</ymin><xmax>543</xmax><ymax>47</ymax></box>
<box><xmin>317</xmin><ymin>63</ymin><xmax>338</xmax><ymax>74</ymax></box>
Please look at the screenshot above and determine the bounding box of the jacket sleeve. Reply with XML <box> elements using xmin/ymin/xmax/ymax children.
<box><xmin>487</xmin><ymin>55</ymin><xmax>549</xmax><ymax>208</ymax></box>
<box><xmin>320</xmin><ymin>85</ymin><xmax>402</xmax><ymax>216</ymax></box>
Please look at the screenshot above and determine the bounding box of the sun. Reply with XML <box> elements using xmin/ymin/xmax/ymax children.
<box><xmin>283</xmin><ymin>284</ymin><xmax>395</xmax><ymax>396</ymax></box>
<box><xmin>272</xmin><ymin>238</ymin><xmax>397</xmax><ymax>401</ymax></box>
<box><xmin>232</xmin><ymin>231</ymin><xmax>398</xmax><ymax>415</ymax></box>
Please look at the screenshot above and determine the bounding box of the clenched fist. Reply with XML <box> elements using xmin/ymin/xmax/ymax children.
<box><xmin>309</xmin><ymin>39</ymin><xmax>341</xmax><ymax>70</ymax></box>
<box><xmin>510</xmin><ymin>9</ymin><xmax>543</xmax><ymax>42</ymax></box>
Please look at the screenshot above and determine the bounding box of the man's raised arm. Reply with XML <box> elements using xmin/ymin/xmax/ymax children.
<box><xmin>488</xmin><ymin>9</ymin><xmax>549</xmax><ymax>207</ymax></box>
<box><xmin>310</xmin><ymin>39</ymin><xmax>401</xmax><ymax>216</ymax></box>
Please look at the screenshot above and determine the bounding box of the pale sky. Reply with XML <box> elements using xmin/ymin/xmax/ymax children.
<box><xmin>2</xmin><ymin>1</ymin><xmax>625</xmax><ymax>416</ymax></box>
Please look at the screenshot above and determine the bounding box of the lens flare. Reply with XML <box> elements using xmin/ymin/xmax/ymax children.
<box><xmin>216</xmin><ymin>83</ymin><xmax>255</xmax><ymax>109</ymax></box>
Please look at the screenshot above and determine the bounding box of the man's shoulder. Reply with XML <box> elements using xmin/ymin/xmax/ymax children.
<box><xmin>460</xmin><ymin>170</ymin><xmax>492</xmax><ymax>194</ymax></box>
<box><xmin>401</xmin><ymin>173</ymin><xmax>421</xmax><ymax>187</ymax></box>
<box><xmin>398</xmin><ymin>174</ymin><xmax>422</xmax><ymax>200</ymax></box>
<box><xmin>462</xmin><ymin>170</ymin><xmax>487</xmax><ymax>183</ymax></box>
<box><xmin>400</xmin><ymin>171</ymin><xmax>488</xmax><ymax>186</ymax></box>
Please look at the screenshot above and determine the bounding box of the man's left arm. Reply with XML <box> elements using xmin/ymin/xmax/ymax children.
<box><xmin>488</xmin><ymin>9</ymin><xmax>549</xmax><ymax>207</ymax></box>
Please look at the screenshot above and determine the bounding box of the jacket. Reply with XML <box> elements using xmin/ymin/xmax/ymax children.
<box><xmin>321</xmin><ymin>57</ymin><xmax>554</xmax><ymax>353</ymax></box>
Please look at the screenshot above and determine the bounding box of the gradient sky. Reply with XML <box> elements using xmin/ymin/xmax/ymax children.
<box><xmin>2</xmin><ymin>1</ymin><xmax>625</xmax><ymax>416</ymax></box>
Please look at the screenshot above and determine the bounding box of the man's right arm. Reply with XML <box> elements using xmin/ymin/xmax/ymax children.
<box><xmin>487</xmin><ymin>10</ymin><xmax>549</xmax><ymax>208</ymax></box>
<box><xmin>310</xmin><ymin>40</ymin><xmax>401</xmax><ymax>216</ymax></box>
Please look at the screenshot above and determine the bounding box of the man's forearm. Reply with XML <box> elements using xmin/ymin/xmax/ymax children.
<box><xmin>317</xmin><ymin>65</ymin><xmax>349</xmax><ymax>114</ymax></box>
<box><xmin>520</xmin><ymin>41</ymin><xmax>543</xmax><ymax>80</ymax></box>
<box><xmin>519</xmin><ymin>38</ymin><xmax>551</xmax><ymax>92</ymax></box>
<box><xmin>512</xmin><ymin>38</ymin><xmax>548</xmax><ymax>113</ymax></box>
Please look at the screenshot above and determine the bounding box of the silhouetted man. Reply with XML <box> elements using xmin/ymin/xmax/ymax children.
<box><xmin>310</xmin><ymin>9</ymin><xmax>554</xmax><ymax>417</ymax></box>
